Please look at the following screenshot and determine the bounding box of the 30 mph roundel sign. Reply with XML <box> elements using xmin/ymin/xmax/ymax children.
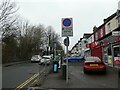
<box><xmin>62</xmin><ymin>18</ymin><xmax>73</xmax><ymax>37</ymax></box>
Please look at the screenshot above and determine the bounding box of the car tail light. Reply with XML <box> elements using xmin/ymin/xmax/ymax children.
<box><xmin>84</xmin><ymin>62</ymin><xmax>90</xmax><ymax>65</ymax></box>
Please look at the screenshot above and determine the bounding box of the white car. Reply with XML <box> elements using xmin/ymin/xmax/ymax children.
<box><xmin>31</xmin><ymin>55</ymin><xmax>41</xmax><ymax>63</ymax></box>
<box><xmin>40</xmin><ymin>55</ymin><xmax>52</xmax><ymax>65</ymax></box>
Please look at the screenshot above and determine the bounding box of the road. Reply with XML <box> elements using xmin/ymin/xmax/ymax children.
<box><xmin>68</xmin><ymin>61</ymin><xmax>118</xmax><ymax>88</ymax></box>
<box><xmin>2</xmin><ymin>61</ymin><xmax>41</xmax><ymax>89</ymax></box>
<box><xmin>39</xmin><ymin>61</ymin><xmax>119</xmax><ymax>89</ymax></box>
<box><xmin>2</xmin><ymin>61</ymin><xmax>119</xmax><ymax>89</ymax></box>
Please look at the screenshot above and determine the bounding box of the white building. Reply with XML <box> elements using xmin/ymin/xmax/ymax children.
<box><xmin>84</xmin><ymin>34</ymin><xmax>94</xmax><ymax>57</ymax></box>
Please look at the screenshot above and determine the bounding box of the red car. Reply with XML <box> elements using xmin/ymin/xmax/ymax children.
<box><xmin>83</xmin><ymin>56</ymin><xmax>106</xmax><ymax>73</ymax></box>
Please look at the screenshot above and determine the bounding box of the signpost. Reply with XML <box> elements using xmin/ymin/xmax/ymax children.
<box><xmin>62</xmin><ymin>18</ymin><xmax>73</xmax><ymax>37</ymax></box>
<box><xmin>62</xmin><ymin>18</ymin><xmax>73</xmax><ymax>83</ymax></box>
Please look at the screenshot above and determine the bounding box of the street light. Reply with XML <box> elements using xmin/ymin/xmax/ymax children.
<box><xmin>53</xmin><ymin>41</ymin><xmax>56</xmax><ymax>60</ymax></box>
<box><xmin>44</xmin><ymin>32</ymin><xmax>51</xmax><ymax>55</ymax></box>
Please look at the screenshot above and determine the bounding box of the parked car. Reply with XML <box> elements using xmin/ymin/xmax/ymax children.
<box><xmin>83</xmin><ymin>56</ymin><xmax>106</xmax><ymax>74</ymax></box>
<box><xmin>39</xmin><ymin>55</ymin><xmax>52</xmax><ymax>65</ymax></box>
<box><xmin>64</xmin><ymin>56</ymin><xmax>84</xmax><ymax>62</ymax></box>
<box><xmin>31</xmin><ymin>55</ymin><xmax>41</xmax><ymax>63</ymax></box>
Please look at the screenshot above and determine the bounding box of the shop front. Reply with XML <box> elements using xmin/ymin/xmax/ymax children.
<box><xmin>102</xmin><ymin>36</ymin><xmax>120</xmax><ymax>68</ymax></box>
<box><xmin>113</xmin><ymin>42</ymin><xmax>120</xmax><ymax>68</ymax></box>
<box><xmin>91</xmin><ymin>41</ymin><xmax>102</xmax><ymax>59</ymax></box>
<box><xmin>102</xmin><ymin>42</ymin><xmax>109</xmax><ymax>63</ymax></box>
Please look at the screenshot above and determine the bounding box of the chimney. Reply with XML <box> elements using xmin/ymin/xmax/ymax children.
<box><xmin>93</xmin><ymin>26</ymin><xmax>97</xmax><ymax>32</ymax></box>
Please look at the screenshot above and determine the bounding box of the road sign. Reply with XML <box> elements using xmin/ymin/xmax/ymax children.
<box><xmin>62</xmin><ymin>18</ymin><xmax>73</xmax><ymax>37</ymax></box>
<box><xmin>63</xmin><ymin>18</ymin><xmax>71</xmax><ymax>27</ymax></box>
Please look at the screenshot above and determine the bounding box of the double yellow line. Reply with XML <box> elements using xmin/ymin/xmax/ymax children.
<box><xmin>15</xmin><ymin>68</ymin><xmax>45</xmax><ymax>90</ymax></box>
<box><xmin>15</xmin><ymin>73</ymin><xmax>39</xmax><ymax>90</ymax></box>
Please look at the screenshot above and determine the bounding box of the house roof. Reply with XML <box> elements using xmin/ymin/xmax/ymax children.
<box><xmin>83</xmin><ymin>33</ymin><xmax>92</xmax><ymax>39</ymax></box>
<box><xmin>93</xmin><ymin>23</ymin><xmax>105</xmax><ymax>33</ymax></box>
<box><xmin>104</xmin><ymin>12</ymin><xmax>117</xmax><ymax>24</ymax></box>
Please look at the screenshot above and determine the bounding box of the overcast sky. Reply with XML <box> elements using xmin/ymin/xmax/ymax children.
<box><xmin>16</xmin><ymin>0</ymin><xmax>120</xmax><ymax>50</ymax></box>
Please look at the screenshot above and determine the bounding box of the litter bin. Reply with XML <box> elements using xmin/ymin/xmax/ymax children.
<box><xmin>53</xmin><ymin>61</ymin><xmax>59</xmax><ymax>73</ymax></box>
<box><xmin>62</xmin><ymin>63</ymin><xmax>67</xmax><ymax>80</ymax></box>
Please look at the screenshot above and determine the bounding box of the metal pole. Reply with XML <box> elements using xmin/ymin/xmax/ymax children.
<box><xmin>54</xmin><ymin>42</ymin><xmax>56</xmax><ymax>60</ymax></box>
<box><xmin>101</xmin><ymin>42</ymin><xmax>104</xmax><ymax>61</ymax></box>
<box><xmin>66</xmin><ymin>38</ymin><xmax>68</xmax><ymax>83</ymax></box>
<box><xmin>111</xmin><ymin>43</ymin><xmax>114</xmax><ymax>67</ymax></box>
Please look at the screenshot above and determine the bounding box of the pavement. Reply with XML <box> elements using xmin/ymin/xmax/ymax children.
<box><xmin>29</xmin><ymin>62</ymin><xmax>119</xmax><ymax>90</ymax></box>
<box><xmin>0</xmin><ymin>64</ymin><xmax>2</xmax><ymax>90</ymax></box>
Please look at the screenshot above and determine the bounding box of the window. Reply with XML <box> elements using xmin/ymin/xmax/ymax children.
<box><xmin>107</xmin><ymin>23</ymin><xmax>111</xmax><ymax>33</ymax></box>
<box><xmin>95</xmin><ymin>32</ymin><xmax>98</xmax><ymax>40</ymax></box>
<box><xmin>108</xmin><ymin>47</ymin><xmax>111</xmax><ymax>55</ymax></box>
<box><xmin>114</xmin><ymin>46</ymin><xmax>120</xmax><ymax>57</ymax></box>
<box><xmin>116</xmin><ymin>17</ymin><xmax>120</xmax><ymax>26</ymax></box>
<box><xmin>100</xmin><ymin>28</ymin><xmax>103</xmax><ymax>37</ymax></box>
<box><xmin>84</xmin><ymin>40</ymin><xmax>87</xmax><ymax>43</ymax></box>
<box><xmin>116</xmin><ymin>17</ymin><xmax>118</xmax><ymax>27</ymax></box>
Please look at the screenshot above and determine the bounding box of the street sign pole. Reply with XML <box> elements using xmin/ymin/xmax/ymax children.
<box><xmin>66</xmin><ymin>37</ymin><xmax>69</xmax><ymax>83</ymax></box>
<box><xmin>62</xmin><ymin>18</ymin><xmax>73</xmax><ymax>83</ymax></box>
<box><xmin>64</xmin><ymin>36</ymin><xmax>69</xmax><ymax>83</ymax></box>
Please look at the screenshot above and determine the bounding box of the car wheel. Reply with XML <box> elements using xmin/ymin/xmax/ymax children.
<box><xmin>84</xmin><ymin>70</ymin><xmax>87</xmax><ymax>74</ymax></box>
<box><xmin>83</xmin><ymin>69</ymin><xmax>87</xmax><ymax>74</ymax></box>
<box><xmin>102</xmin><ymin>70</ymin><xmax>106</xmax><ymax>74</ymax></box>
<box><xmin>39</xmin><ymin>63</ymin><xmax>41</xmax><ymax>65</ymax></box>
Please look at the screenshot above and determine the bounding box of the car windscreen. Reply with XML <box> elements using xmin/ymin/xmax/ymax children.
<box><xmin>33</xmin><ymin>55</ymin><xmax>39</xmax><ymax>59</ymax></box>
<box><xmin>42</xmin><ymin>57</ymin><xmax>50</xmax><ymax>59</ymax></box>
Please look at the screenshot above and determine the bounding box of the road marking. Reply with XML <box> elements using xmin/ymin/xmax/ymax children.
<box><xmin>15</xmin><ymin>68</ymin><xmax>46</xmax><ymax>90</ymax></box>
<box><xmin>30</xmin><ymin>79</ymin><xmax>37</xmax><ymax>86</ymax></box>
<box><xmin>15</xmin><ymin>73</ymin><xmax>39</xmax><ymax>90</ymax></box>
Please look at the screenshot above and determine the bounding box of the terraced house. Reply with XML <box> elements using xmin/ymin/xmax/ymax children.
<box><xmin>72</xmin><ymin>10</ymin><xmax>120</xmax><ymax>68</ymax></box>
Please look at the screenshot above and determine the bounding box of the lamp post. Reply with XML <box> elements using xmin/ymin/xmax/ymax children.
<box><xmin>44</xmin><ymin>32</ymin><xmax>51</xmax><ymax>55</ymax></box>
<box><xmin>53</xmin><ymin>41</ymin><xmax>56</xmax><ymax>60</ymax></box>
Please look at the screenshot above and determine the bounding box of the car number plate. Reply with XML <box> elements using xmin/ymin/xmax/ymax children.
<box><xmin>90</xmin><ymin>64</ymin><xmax>98</xmax><ymax>66</ymax></box>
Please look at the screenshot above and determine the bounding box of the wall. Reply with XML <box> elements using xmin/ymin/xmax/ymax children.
<box><xmin>105</xmin><ymin>16</ymin><xmax>118</xmax><ymax>35</ymax></box>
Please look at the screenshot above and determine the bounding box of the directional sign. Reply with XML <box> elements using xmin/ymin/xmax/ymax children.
<box><xmin>62</xmin><ymin>18</ymin><xmax>73</xmax><ymax>37</ymax></box>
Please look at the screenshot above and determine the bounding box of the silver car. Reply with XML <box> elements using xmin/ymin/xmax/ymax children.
<box><xmin>40</xmin><ymin>55</ymin><xmax>52</xmax><ymax>65</ymax></box>
<box><xmin>31</xmin><ymin>55</ymin><xmax>41</xmax><ymax>63</ymax></box>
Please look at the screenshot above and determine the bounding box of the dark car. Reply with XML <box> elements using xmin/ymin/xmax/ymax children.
<box><xmin>83</xmin><ymin>56</ymin><xmax>106</xmax><ymax>74</ymax></box>
<box><xmin>64</xmin><ymin>56</ymin><xmax>84</xmax><ymax>62</ymax></box>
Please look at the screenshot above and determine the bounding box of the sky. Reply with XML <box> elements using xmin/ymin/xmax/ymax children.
<box><xmin>16</xmin><ymin>0</ymin><xmax>120</xmax><ymax>50</ymax></box>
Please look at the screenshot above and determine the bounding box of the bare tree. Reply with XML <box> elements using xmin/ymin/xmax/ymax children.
<box><xmin>0</xmin><ymin>0</ymin><xmax>18</xmax><ymax>38</ymax></box>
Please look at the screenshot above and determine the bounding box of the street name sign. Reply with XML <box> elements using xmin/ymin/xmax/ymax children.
<box><xmin>62</xmin><ymin>18</ymin><xmax>73</xmax><ymax>37</ymax></box>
